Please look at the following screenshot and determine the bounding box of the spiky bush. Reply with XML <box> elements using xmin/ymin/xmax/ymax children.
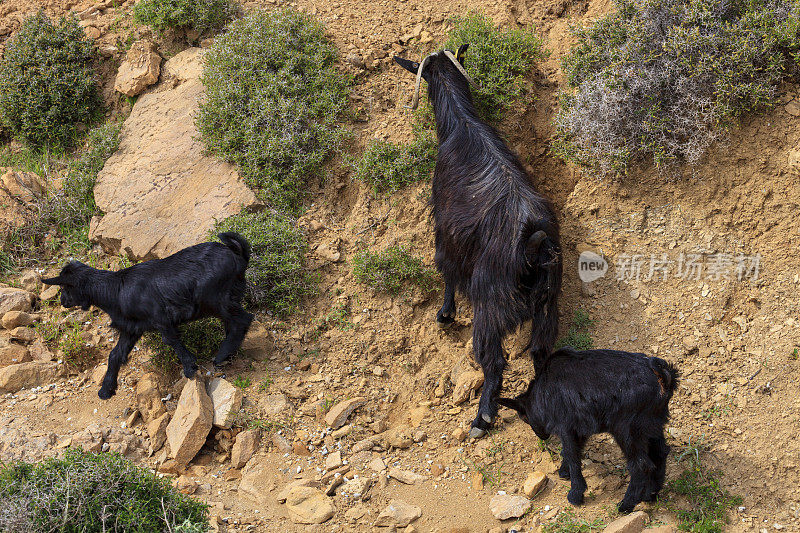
<box><xmin>556</xmin><ymin>0</ymin><xmax>800</xmax><ymax>175</ymax></box>
<box><xmin>0</xmin><ymin>12</ymin><xmax>101</xmax><ymax>149</ymax></box>
<box><xmin>353</xmin><ymin>245</ymin><xmax>438</xmax><ymax>295</ymax></box>
<box><xmin>197</xmin><ymin>9</ymin><xmax>350</xmax><ymax>213</ymax></box>
<box><xmin>215</xmin><ymin>211</ymin><xmax>310</xmax><ymax>315</ymax></box>
<box><xmin>133</xmin><ymin>0</ymin><xmax>238</xmax><ymax>33</ymax></box>
<box><xmin>444</xmin><ymin>13</ymin><xmax>546</xmax><ymax>122</ymax></box>
<box><xmin>0</xmin><ymin>448</ymin><xmax>209</xmax><ymax>532</ymax></box>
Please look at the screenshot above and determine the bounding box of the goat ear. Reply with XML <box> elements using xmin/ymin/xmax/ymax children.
<box><xmin>42</xmin><ymin>276</ymin><xmax>66</xmax><ymax>286</ymax></box>
<box><xmin>497</xmin><ymin>397</ymin><xmax>524</xmax><ymax>414</ymax></box>
<box><xmin>456</xmin><ymin>43</ymin><xmax>469</xmax><ymax>64</ymax></box>
<box><xmin>394</xmin><ymin>56</ymin><xmax>420</xmax><ymax>75</ymax></box>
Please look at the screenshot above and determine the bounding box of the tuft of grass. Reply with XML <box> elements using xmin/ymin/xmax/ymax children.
<box><xmin>555</xmin><ymin>308</ymin><xmax>594</xmax><ymax>350</ymax></box>
<box><xmin>317</xmin><ymin>303</ymin><xmax>354</xmax><ymax>332</ymax></box>
<box><xmin>233</xmin><ymin>376</ymin><xmax>251</xmax><ymax>389</ymax></box>
<box><xmin>0</xmin><ymin>12</ymin><xmax>101</xmax><ymax>150</ymax></box>
<box><xmin>197</xmin><ymin>9</ymin><xmax>350</xmax><ymax>213</ymax></box>
<box><xmin>662</xmin><ymin>450</ymin><xmax>742</xmax><ymax>533</ymax></box>
<box><xmin>542</xmin><ymin>508</ymin><xmax>605</xmax><ymax>533</ymax></box>
<box><xmin>352</xmin><ymin>245</ymin><xmax>438</xmax><ymax>295</ymax></box>
<box><xmin>143</xmin><ymin>317</ymin><xmax>225</xmax><ymax>373</ymax></box>
<box><xmin>214</xmin><ymin>211</ymin><xmax>311</xmax><ymax>315</ymax></box>
<box><xmin>133</xmin><ymin>0</ymin><xmax>237</xmax><ymax>34</ymax></box>
<box><xmin>59</xmin><ymin>322</ymin><xmax>90</xmax><ymax>368</ymax></box>
<box><xmin>444</xmin><ymin>12</ymin><xmax>546</xmax><ymax>123</ymax></box>
<box><xmin>555</xmin><ymin>0</ymin><xmax>800</xmax><ymax>175</ymax></box>
<box><xmin>0</xmin><ymin>448</ymin><xmax>209</xmax><ymax>532</ymax></box>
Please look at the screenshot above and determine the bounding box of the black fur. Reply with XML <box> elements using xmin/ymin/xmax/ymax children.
<box><xmin>42</xmin><ymin>232</ymin><xmax>254</xmax><ymax>400</ymax></box>
<box><xmin>394</xmin><ymin>47</ymin><xmax>562</xmax><ymax>435</ymax></box>
<box><xmin>498</xmin><ymin>348</ymin><xmax>679</xmax><ymax>513</ymax></box>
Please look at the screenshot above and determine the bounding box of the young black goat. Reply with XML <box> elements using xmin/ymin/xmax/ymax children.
<box><xmin>498</xmin><ymin>348</ymin><xmax>679</xmax><ymax>513</ymax></box>
<box><xmin>395</xmin><ymin>45</ymin><xmax>562</xmax><ymax>437</ymax></box>
<box><xmin>43</xmin><ymin>233</ymin><xmax>254</xmax><ymax>400</ymax></box>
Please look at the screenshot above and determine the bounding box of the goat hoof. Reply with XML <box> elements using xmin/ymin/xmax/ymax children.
<box><xmin>183</xmin><ymin>365</ymin><xmax>198</xmax><ymax>379</ymax></box>
<box><xmin>436</xmin><ymin>316</ymin><xmax>455</xmax><ymax>329</ymax></box>
<box><xmin>213</xmin><ymin>358</ymin><xmax>231</xmax><ymax>369</ymax></box>
<box><xmin>567</xmin><ymin>490</ymin><xmax>585</xmax><ymax>506</ymax></box>
<box><xmin>468</xmin><ymin>426</ymin><xmax>487</xmax><ymax>439</ymax></box>
<box><xmin>617</xmin><ymin>501</ymin><xmax>636</xmax><ymax>514</ymax></box>
<box><xmin>98</xmin><ymin>387</ymin><xmax>115</xmax><ymax>400</ymax></box>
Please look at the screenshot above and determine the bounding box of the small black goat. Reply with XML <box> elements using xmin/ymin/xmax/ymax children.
<box><xmin>395</xmin><ymin>45</ymin><xmax>562</xmax><ymax>437</ymax></box>
<box><xmin>498</xmin><ymin>348</ymin><xmax>679</xmax><ymax>513</ymax></box>
<box><xmin>43</xmin><ymin>233</ymin><xmax>253</xmax><ymax>400</ymax></box>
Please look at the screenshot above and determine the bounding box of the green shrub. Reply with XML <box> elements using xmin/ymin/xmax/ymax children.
<box><xmin>0</xmin><ymin>12</ymin><xmax>101</xmax><ymax>150</ymax></box>
<box><xmin>444</xmin><ymin>13</ymin><xmax>546</xmax><ymax>122</ymax></box>
<box><xmin>197</xmin><ymin>9</ymin><xmax>350</xmax><ymax>213</ymax></box>
<box><xmin>59</xmin><ymin>322</ymin><xmax>90</xmax><ymax>368</ymax></box>
<box><xmin>555</xmin><ymin>0</ymin><xmax>800</xmax><ymax>175</ymax></box>
<box><xmin>555</xmin><ymin>308</ymin><xmax>593</xmax><ymax>350</ymax></box>
<box><xmin>663</xmin><ymin>458</ymin><xmax>742</xmax><ymax>532</ymax></box>
<box><xmin>143</xmin><ymin>317</ymin><xmax>225</xmax><ymax>372</ymax></box>
<box><xmin>353</xmin><ymin>245</ymin><xmax>438</xmax><ymax>295</ymax></box>
<box><xmin>215</xmin><ymin>211</ymin><xmax>311</xmax><ymax>315</ymax></box>
<box><xmin>0</xmin><ymin>448</ymin><xmax>209</xmax><ymax>532</ymax></box>
<box><xmin>133</xmin><ymin>0</ymin><xmax>237</xmax><ymax>33</ymax></box>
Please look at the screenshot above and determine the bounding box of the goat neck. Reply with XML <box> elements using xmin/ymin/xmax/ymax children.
<box><xmin>427</xmin><ymin>63</ymin><xmax>480</xmax><ymax>142</ymax></box>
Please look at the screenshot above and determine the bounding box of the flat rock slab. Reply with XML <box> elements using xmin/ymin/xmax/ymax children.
<box><xmin>324</xmin><ymin>397</ymin><xmax>366</xmax><ymax>429</ymax></box>
<box><xmin>489</xmin><ymin>494</ymin><xmax>531</xmax><ymax>520</ymax></box>
<box><xmin>374</xmin><ymin>499</ymin><xmax>422</xmax><ymax>527</ymax></box>
<box><xmin>602</xmin><ymin>511</ymin><xmax>649</xmax><ymax>533</ymax></box>
<box><xmin>90</xmin><ymin>47</ymin><xmax>257</xmax><ymax>260</ymax></box>
<box><xmin>0</xmin><ymin>361</ymin><xmax>63</xmax><ymax>392</ymax></box>
<box><xmin>285</xmin><ymin>486</ymin><xmax>335</xmax><ymax>525</ymax></box>
<box><xmin>166</xmin><ymin>377</ymin><xmax>213</xmax><ymax>465</ymax></box>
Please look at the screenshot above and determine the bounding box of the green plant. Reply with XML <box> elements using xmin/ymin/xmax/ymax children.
<box><xmin>133</xmin><ymin>0</ymin><xmax>237</xmax><ymax>33</ymax></box>
<box><xmin>0</xmin><ymin>12</ymin><xmax>101</xmax><ymax>149</ymax></box>
<box><xmin>555</xmin><ymin>308</ymin><xmax>594</xmax><ymax>350</ymax></box>
<box><xmin>352</xmin><ymin>244</ymin><xmax>438</xmax><ymax>295</ymax></box>
<box><xmin>257</xmin><ymin>375</ymin><xmax>272</xmax><ymax>392</ymax></box>
<box><xmin>462</xmin><ymin>433</ymin><xmax>508</xmax><ymax>487</ymax></box>
<box><xmin>555</xmin><ymin>0</ymin><xmax>800</xmax><ymax>175</ymax></box>
<box><xmin>214</xmin><ymin>211</ymin><xmax>311</xmax><ymax>315</ymax></box>
<box><xmin>0</xmin><ymin>448</ymin><xmax>209</xmax><ymax>532</ymax></box>
<box><xmin>197</xmin><ymin>9</ymin><xmax>350</xmax><ymax>213</ymax></box>
<box><xmin>143</xmin><ymin>317</ymin><xmax>225</xmax><ymax>372</ymax></box>
<box><xmin>317</xmin><ymin>303</ymin><xmax>354</xmax><ymax>332</ymax></box>
<box><xmin>542</xmin><ymin>508</ymin><xmax>605</xmax><ymax>533</ymax></box>
<box><xmin>58</xmin><ymin>322</ymin><xmax>90</xmax><ymax>367</ymax></box>
<box><xmin>233</xmin><ymin>375</ymin><xmax>251</xmax><ymax>389</ymax></box>
<box><xmin>791</xmin><ymin>347</ymin><xmax>798</xmax><ymax>360</ymax></box>
<box><xmin>444</xmin><ymin>12</ymin><xmax>546</xmax><ymax>122</ymax></box>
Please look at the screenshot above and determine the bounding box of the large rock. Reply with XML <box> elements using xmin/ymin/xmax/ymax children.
<box><xmin>0</xmin><ymin>288</ymin><xmax>34</xmax><ymax>315</ymax></box>
<box><xmin>0</xmin><ymin>361</ymin><xmax>63</xmax><ymax>392</ymax></box>
<box><xmin>0</xmin><ymin>344</ymin><xmax>31</xmax><ymax>367</ymax></box>
<box><xmin>374</xmin><ymin>499</ymin><xmax>421</xmax><ymax>527</ymax></box>
<box><xmin>166</xmin><ymin>378</ymin><xmax>213</xmax><ymax>465</ymax></box>
<box><xmin>0</xmin><ymin>169</ymin><xmax>45</xmax><ymax>203</ymax></box>
<box><xmin>2</xmin><ymin>311</ymin><xmax>34</xmax><ymax>330</ymax></box>
<box><xmin>324</xmin><ymin>397</ymin><xmax>366</xmax><ymax>429</ymax></box>
<box><xmin>206</xmin><ymin>377</ymin><xmax>242</xmax><ymax>428</ymax></box>
<box><xmin>489</xmin><ymin>494</ymin><xmax>531</xmax><ymax>520</ymax></box>
<box><xmin>90</xmin><ymin>48</ymin><xmax>258</xmax><ymax>260</ymax></box>
<box><xmin>114</xmin><ymin>40</ymin><xmax>161</xmax><ymax>97</ymax></box>
<box><xmin>147</xmin><ymin>412</ymin><xmax>170</xmax><ymax>453</ymax></box>
<box><xmin>231</xmin><ymin>428</ymin><xmax>259</xmax><ymax>468</ymax></box>
<box><xmin>239</xmin><ymin>457</ymin><xmax>276</xmax><ymax>506</ymax></box>
<box><xmin>285</xmin><ymin>486</ymin><xmax>335</xmax><ymax>525</ymax></box>
<box><xmin>602</xmin><ymin>511</ymin><xmax>649</xmax><ymax>533</ymax></box>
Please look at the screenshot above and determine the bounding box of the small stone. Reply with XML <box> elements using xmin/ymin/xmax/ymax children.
<box><xmin>602</xmin><ymin>511</ymin><xmax>649</xmax><ymax>533</ymax></box>
<box><xmin>285</xmin><ymin>486</ymin><xmax>335</xmax><ymax>524</ymax></box>
<box><xmin>206</xmin><ymin>377</ymin><xmax>243</xmax><ymax>429</ymax></box>
<box><xmin>261</xmin><ymin>392</ymin><xmax>290</xmax><ymax>417</ymax></box>
<box><xmin>331</xmin><ymin>425</ymin><xmax>352</xmax><ymax>439</ymax></box>
<box><xmin>271</xmin><ymin>432</ymin><xmax>292</xmax><ymax>453</ymax></box>
<box><xmin>315</xmin><ymin>243</ymin><xmax>341</xmax><ymax>262</ymax></box>
<box><xmin>165</xmin><ymin>378</ymin><xmax>213</xmax><ymax>466</ymax></box>
<box><xmin>369</xmin><ymin>456</ymin><xmax>387</xmax><ymax>472</ymax></box>
<box><xmin>339</xmin><ymin>476</ymin><xmax>372</xmax><ymax>500</ymax></box>
<box><xmin>408</xmin><ymin>406</ymin><xmax>430</xmax><ymax>427</ymax></box>
<box><xmin>292</xmin><ymin>441</ymin><xmax>311</xmax><ymax>456</ymax></box>
<box><xmin>176</xmin><ymin>475</ymin><xmax>197</xmax><ymax>494</ymax></box>
<box><xmin>0</xmin><ymin>344</ymin><xmax>31</xmax><ymax>367</ymax></box>
<box><xmin>384</xmin><ymin>425</ymin><xmax>414</xmax><ymax>449</ymax></box>
<box><xmin>136</xmin><ymin>372</ymin><xmax>166</xmax><ymax>423</ymax></box>
<box><xmin>345</xmin><ymin>52</ymin><xmax>366</xmax><ymax>69</ymax></box>
<box><xmin>682</xmin><ymin>335</ymin><xmax>698</xmax><ymax>351</ymax></box>
<box><xmin>489</xmin><ymin>494</ymin><xmax>531</xmax><ymax>520</ymax></box>
<box><xmin>0</xmin><ymin>287</ymin><xmax>33</xmax><ymax>315</ymax></box>
<box><xmin>325</xmin><ymin>450</ymin><xmax>343</xmax><ymax>469</ymax></box>
<box><xmin>471</xmin><ymin>471</ymin><xmax>484</xmax><ymax>491</ymax></box>
<box><xmin>39</xmin><ymin>284</ymin><xmax>60</xmax><ymax>301</ymax></box>
<box><xmin>375</xmin><ymin>499</ymin><xmax>422</xmax><ymax>527</ymax></box>
<box><xmin>19</xmin><ymin>270</ymin><xmax>41</xmax><ymax>292</ymax></box>
<box><xmin>10</xmin><ymin>327</ymin><xmax>35</xmax><ymax>343</ymax></box>
<box><xmin>785</xmin><ymin>100</ymin><xmax>800</xmax><ymax>117</ymax></box>
<box><xmin>430</xmin><ymin>463</ymin><xmax>445</xmax><ymax>476</ymax></box>
<box><xmin>125</xmin><ymin>409</ymin><xmax>140</xmax><ymax>428</ymax></box>
<box><xmin>388</xmin><ymin>467</ymin><xmax>427</xmax><ymax>485</ymax></box>
<box><xmin>28</xmin><ymin>339</ymin><xmax>54</xmax><ymax>361</ymax></box>
<box><xmin>452</xmin><ymin>427</ymin><xmax>468</xmax><ymax>442</ymax></box>
<box><xmin>324</xmin><ymin>397</ymin><xmax>366</xmax><ymax>429</ymax></box>
<box><xmin>231</xmin><ymin>428</ymin><xmax>259</xmax><ymax>469</ymax></box>
<box><xmin>523</xmin><ymin>471</ymin><xmax>548</xmax><ymax>497</ymax></box>
<box><xmin>147</xmin><ymin>412</ymin><xmax>170</xmax><ymax>453</ymax></box>
<box><xmin>452</xmin><ymin>370</ymin><xmax>484</xmax><ymax>404</ymax></box>
<box><xmin>114</xmin><ymin>40</ymin><xmax>161</xmax><ymax>97</ymax></box>
<box><xmin>2</xmin><ymin>310</ymin><xmax>34</xmax><ymax>330</ymax></box>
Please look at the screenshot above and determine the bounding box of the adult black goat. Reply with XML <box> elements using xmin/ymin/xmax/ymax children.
<box><xmin>395</xmin><ymin>45</ymin><xmax>562</xmax><ymax>438</ymax></box>
<box><xmin>499</xmin><ymin>348</ymin><xmax>679</xmax><ymax>513</ymax></box>
<box><xmin>43</xmin><ymin>233</ymin><xmax>253</xmax><ymax>400</ymax></box>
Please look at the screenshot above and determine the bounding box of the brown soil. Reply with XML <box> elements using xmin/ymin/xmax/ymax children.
<box><xmin>1</xmin><ymin>0</ymin><xmax>799</xmax><ymax>532</ymax></box>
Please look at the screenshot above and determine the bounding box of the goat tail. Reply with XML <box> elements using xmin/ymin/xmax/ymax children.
<box><xmin>218</xmin><ymin>232</ymin><xmax>251</xmax><ymax>264</ymax></box>
<box><xmin>650</xmin><ymin>356</ymin><xmax>679</xmax><ymax>400</ymax></box>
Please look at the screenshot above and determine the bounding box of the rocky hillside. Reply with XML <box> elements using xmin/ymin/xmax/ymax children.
<box><xmin>1</xmin><ymin>0</ymin><xmax>799</xmax><ymax>532</ymax></box>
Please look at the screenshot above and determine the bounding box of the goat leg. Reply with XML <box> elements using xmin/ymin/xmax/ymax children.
<box><xmin>160</xmin><ymin>326</ymin><xmax>199</xmax><ymax>378</ymax></box>
<box><xmin>618</xmin><ymin>433</ymin><xmax>656</xmax><ymax>513</ymax></box>
<box><xmin>213</xmin><ymin>306</ymin><xmax>254</xmax><ymax>367</ymax></box>
<box><xmin>436</xmin><ymin>282</ymin><xmax>457</xmax><ymax>328</ymax></box>
<box><xmin>469</xmin><ymin>320</ymin><xmax>504</xmax><ymax>438</ymax></box>
<box><xmin>561</xmin><ymin>435</ymin><xmax>588</xmax><ymax>505</ymax></box>
<box><xmin>98</xmin><ymin>331</ymin><xmax>141</xmax><ymax>400</ymax></box>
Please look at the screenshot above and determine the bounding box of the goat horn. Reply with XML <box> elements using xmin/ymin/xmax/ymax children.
<box><xmin>442</xmin><ymin>50</ymin><xmax>479</xmax><ymax>89</ymax></box>
<box><xmin>407</xmin><ymin>54</ymin><xmax>431</xmax><ymax>110</ymax></box>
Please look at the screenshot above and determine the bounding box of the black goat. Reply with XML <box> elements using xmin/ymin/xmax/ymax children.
<box><xmin>498</xmin><ymin>348</ymin><xmax>679</xmax><ymax>513</ymax></box>
<box><xmin>42</xmin><ymin>233</ymin><xmax>253</xmax><ymax>400</ymax></box>
<box><xmin>395</xmin><ymin>45</ymin><xmax>562</xmax><ymax>437</ymax></box>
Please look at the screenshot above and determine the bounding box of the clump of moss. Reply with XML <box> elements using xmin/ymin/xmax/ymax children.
<box><xmin>215</xmin><ymin>211</ymin><xmax>311</xmax><ymax>315</ymax></box>
<box><xmin>197</xmin><ymin>9</ymin><xmax>350</xmax><ymax>213</ymax></box>
<box><xmin>0</xmin><ymin>12</ymin><xmax>101</xmax><ymax>150</ymax></box>
<box><xmin>444</xmin><ymin>12</ymin><xmax>546</xmax><ymax>122</ymax></box>
<box><xmin>133</xmin><ymin>0</ymin><xmax>237</xmax><ymax>33</ymax></box>
<box><xmin>353</xmin><ymin>245</ymin><xmax>438</xmax><ymax>295</ymax></box>
<box><xmin>555</xmin><ymin>308</ymin><xmax>594</xmax><ymax>350</ymax></box>
<box><xmin>555</xmin><ymin>0</ymin><xmax>800</xmax><ymax>175</ymax></box>
<box><xmin>0</xmin><ymin>448</ymin><xmax>209</xmax><ymax>532</ymax></box>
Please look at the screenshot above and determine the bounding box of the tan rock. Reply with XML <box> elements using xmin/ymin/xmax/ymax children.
<box><xmin>29</xmin><ymin>339</ymin><xmax>54</xmax><ymax>361</ymax></box>
<box><xmin>91</xmin><ymin>363</ymin><xmax>107</xmax><ymax>385</ymax></box>
<box><xmin>39</xmin><ymin>284</ymin><xmax>60</xmax><ymax>301</ymax></box>
<box><xmin>114</xmin><ymin>40</ymin><xmax>161</xmax><ymax>97</ymax></box>
<box><xmin>2</xmin><ymin>311</ymin><xmax>33</xmax><ymax>330</ymax></box>
<box><xmin>452</xmin><ymin>370</ymin><xmax>484</xmax><ymax>404</ymax></box>
<box><xmin>239</xmin><ymin>457</ymin><xmax>284</xmax><ymax>505</ymax></box>
<box><xmin>90</xmin><ymin>47</ymin><xmax>257</xmax><ymax>260</ymax></box>
<box><xmin>408</xmin><ymin>405</ymin><xmax>430</xmax><ymax>427</ymax></box>
<box><xmin>285</xmin><ymin>486</ymin><xmax>335</xmax><ymax>524</ymax></box>
<box><xmin>19</xmin><ymin>270</ymin><xmax>41</xmax><ymax>292</ymax></box>
<box><xmin>0</xmin><ymin>361</ymin><xmax>62</xmax><ymax>392</ymax></box>
<box><xmin>382</xmin><ymin>425</ymin><xmax>414</xmax><ymax>449</ymax></box>
<box><xmin>10</xmin><ymin>327</ymin><xmax>35</xmax><ymax>343</ymax></box>
<box><xmin>0</xmin><ymin>169</ymin><xmax>45</xmax><ymax>203</ymax></box>
<box><xmin>136</xmin><ymin>372</ymin><xmax>166</xmax><ymax>422</ymax></box>
<box><xmin>375</xmin><ymin>499</ymin><xmax>421</xmax><ymax>527</ymax></box>
<box><xmin>175</xmin><ymin>475</ymin><xmax>198</xmax><ymax>495</ymax></box>
<box><xmin>489</xmin><ymin>494</ymin><xmax>531</xmax><ymax>520</ymax></box>
<box><xmin>206</xmin><ymin>377</ymin><xmax>243</xmax><ymax>428</ymax></box>
<box><xmin>0</xmin><ymin>288</ymin><xmax>34</xmax><ymax>315</ymax></box>
<box><xmin>646</xmin><ymin>527</ymin><xmax>676</xmax><ymax>533</ymax></box>
<box><xmin>166</xmin><ymin>378</ymin><xmax>213</xmax><ymax>465</ymax></box>
<box><xmin>276</xmin><ymin>478</ymin><xmax>319</xmax><ymax>503</ymax></box>
<box><xmin>602</xmin><ymin>511</ymin><xmax>649</xmax><ymax>533</ymax></box>
<box><xmin>388</xmin><ymin>467</ymin><xmax>427</xmax><ymax>485</ymax></box>
<box><xmin>271</xmin><ymin>432</ymin><xmax>292</xmax><ymax>453</ymax></box>
<box><xmin>261</xmin><ymin>392</ymin><xmax>291</xmax><ymax>418</ymax></box>
<box><xmin>147</xmin><ymin>412</ymin><xmax>170</xmax><ymax>453</ymax></box>
<box><xmin>324</xmin><ymin>450</ymin><xmax>343</xmax><ymax>470</ymax></box>
<box><xmin>324</xmin><ymin>397</ymin><xmax>366</xmax><ymax>429</ymax></box>
<box><xmin>231</xmin><ymin>428</ymin><xmax>259</xmax><ymax>468</ymax></box>
<box><xmin>523</xmin><ymin>471</ymin><xmax>548</xmax><ymax>497</ymax></box>
<box><xmin>0</xmin><ymin>343</ymin><xmax>31</xmax><ymax>366</ymax></box>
